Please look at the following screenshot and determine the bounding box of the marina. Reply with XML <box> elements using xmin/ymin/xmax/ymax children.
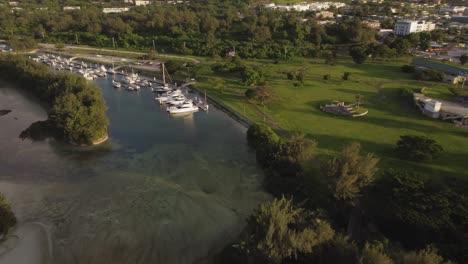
<box><xmin>32</xmin><ymin>53</ymin><xmax>209</xmax><ymax>115</ymax></box>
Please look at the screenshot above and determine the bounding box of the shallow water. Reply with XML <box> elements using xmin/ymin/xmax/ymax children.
<box><xmin>0</xmin><ymin>78</ymin><xmax>268</xmax><ymax>264</ymax></box>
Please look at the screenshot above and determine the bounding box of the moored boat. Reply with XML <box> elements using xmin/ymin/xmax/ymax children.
<box><xmin>166</xmin><ymin>101</ymin><xmax>199</xmax><ymax>114</ymax></box>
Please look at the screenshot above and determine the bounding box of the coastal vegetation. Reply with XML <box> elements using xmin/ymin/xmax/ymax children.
<box><xmin>0</xmin><ymin>55</ymin><xmax>108</xmax><ymax>145</ymax></box>
<box><xmin>0</xmin><ymin>193</ymin><xmax>16</xmax><ymax>239</ymax></box>
<box><xmin>225</xmin><ymin>121</ymin><xmax>468</xmax><ymax>264</ymax></box>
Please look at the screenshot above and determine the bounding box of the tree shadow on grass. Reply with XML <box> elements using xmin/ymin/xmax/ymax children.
<box><xmin>294</xmin><ymin>132</ymin><xmax>468</xmax><ymax>179</ymax></box>
<box><xmin>332</xmin><ymin>88</ymin><xmax>379</xmax><ymax>100</ymax></box>
<box><xmin>341</xmin><ymin>62</ymin><xmax>412</xmax><ymax>80</ymax></box>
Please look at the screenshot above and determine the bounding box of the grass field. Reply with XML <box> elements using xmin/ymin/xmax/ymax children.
<box><xmin>199</xmin><ymin>57</ymin><xmax>468</xmax><ymax>179</ymax></box>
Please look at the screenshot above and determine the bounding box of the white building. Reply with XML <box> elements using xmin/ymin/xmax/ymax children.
<box><xmin>123</xmin><ymin>0</ymin><xmax>151</xmax><ymax>5</ymax></box>
<box><xmin>316</xmin><ymin>11</ymin><xmax>334</xmax><ymax>19</ymax></box>
<box><xmin>423</xmin><ymin>99</ymin><xmax>442</xmax><ymax>118</ymax></box>
<box><xmin>134</xmin><ymin>0</ymin><xmax>151</xmax><ymax>5</ymax></box>
<box><xmin>309</xmin><ymin>2</ymin><xmax>345</xmax><ymax>11</ymax></box>
<box><xmin>103</xmin><ymin>7</ymin><xmax>130</xmax><ymax>13</ymax></box>
<box><xmin>63</xmin><ymin>6</ymin><xmax>81</xmax><ymax>11</ymax></box>
<box><xmin>394</xmin><ymin>20</ymin><xmax>436</xmax><ymax>35</ymax></box>
<box><xmin>264</xmin><ymin>2</ymin><xmax>345</xmax><ymax>12</ymax></box>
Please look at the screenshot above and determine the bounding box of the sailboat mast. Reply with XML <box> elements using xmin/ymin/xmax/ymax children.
<box><xmin>162</xmin><ymin>63</ymin><xmax>166</xmax><ymax>84</ymax></box>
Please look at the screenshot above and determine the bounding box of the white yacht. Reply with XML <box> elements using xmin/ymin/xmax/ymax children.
<box><xmin>126</xmin><ymin>84</ymin><xmax>140</xmax><ymax>91</ymax></box>
<box><xmin>152</xmin><ymin>83</ymin><xmax>172</xmax><ymax>92</ymax></box>
<box><xmin>112</xmin><ymin>80</ymin><xmax>121</xmax><ymax>88</ymax></box>
<box><xmin>155</xmin><ymin>90</ymin><xmax>182</xmax><ymax>102</ymax></box>
<box><xmin>166</xmin><ymin>102</ymin><xmax>199</xmax><ymax>114</ymax></box>
<box><xmin>166</xmin><ymin>96</ymin><xmax>188</xmax><ymax>105</ymax></box>
<box><xmin>83</xmin><ymin>73</ymin><xmax>93</xmax><ymax>81</ymax></box>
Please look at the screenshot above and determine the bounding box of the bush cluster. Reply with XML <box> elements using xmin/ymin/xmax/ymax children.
<box><xmin>415</xmin><ymin>69</ymin><xmax>443</xmax><ymax>82</ymax></box>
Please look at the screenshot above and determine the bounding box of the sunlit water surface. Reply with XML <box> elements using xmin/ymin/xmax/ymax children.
<box><xmin>0</xmin><ymin>77</ymin><xmax>267</xmax><ymax>264</ymax></box>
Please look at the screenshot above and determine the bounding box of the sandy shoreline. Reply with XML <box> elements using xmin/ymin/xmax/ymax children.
<box><xmin>0</xmin><ymin>222</ymin><xmax>51</xmax><ymax>264</ymax></box>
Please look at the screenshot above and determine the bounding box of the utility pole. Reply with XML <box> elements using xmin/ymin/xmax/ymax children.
<box><xmin>152</xmin><ymin>39</ymin><xmax>156</xmax><ymax>51</ymax></box>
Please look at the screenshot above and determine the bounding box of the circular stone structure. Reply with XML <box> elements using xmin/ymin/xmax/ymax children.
<box><xmin>320</xmin><ymin>101</ymin><xmax>368</xmax><ymax>117</ymax></box>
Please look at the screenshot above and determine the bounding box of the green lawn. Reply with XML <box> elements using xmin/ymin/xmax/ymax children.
<box><xmin>194</xmin><ymin>74</ymin><xmax>265</xmax><ymax>124</ymax></box>
<box><xmin>200</xmin><ymin>57</ymin><xmax>468</xmax><ymax>179</ymax></box>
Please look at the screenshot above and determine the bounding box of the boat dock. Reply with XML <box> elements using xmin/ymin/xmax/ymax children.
<box><xmin>194</xmin><ymin>99</ymin><xmax>209</xmax><ymax>112</ymax></box>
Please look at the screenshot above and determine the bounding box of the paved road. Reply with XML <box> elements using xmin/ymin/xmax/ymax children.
<box><xmin>38</xmin><ymin>44</ymin><xmax>200</xmax><ymax>64</ymax></box>
<box><xmin>415</xmin><ymin>93</ymin><xmax>468</xmax><ymax>117</ymax></box>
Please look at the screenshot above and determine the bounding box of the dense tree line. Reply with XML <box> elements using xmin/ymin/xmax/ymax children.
<box><xmin>0</xmin><ymin>1</ymin><xmax>377</xmax><ymax>59</ymax></box>
<box><xmin>223</xmin><ymin>123</ymin><xmax>467</xmax><ymax>264</ymax></box>
<box><xmin>0</xmin><ymin>55</ymin><xmax>109</xmax><ymax>145</ymax></box>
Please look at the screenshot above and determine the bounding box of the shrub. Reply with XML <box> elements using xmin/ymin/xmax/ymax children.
<box><xmin>395</xmin><ymin>135</ymin><xmax>443</xmax><ymax>161</ymax></box>
<box><xmin>0</xmin><ymin>193</ymin><xmax>17</xmax><ymax>238</ymax></box>
<box><xmin>253</xmin><ymin>85</ymin><xmax>274</xmax><ymax>105</ymax></box>
<box><xmin>324</xmin><ymin>74</ymin><xmax>331</xmax><ymax>80</ymax></box>
<box><xmin>246</xmin><ymin>123</ymin><xmax>280</xmax><ymax>151</ymax></box>
<box><xmin>8</xmin><ymin>36</ymin><xmax>37</xmax><ymax>51</ymax></box>
<box><xmin>241</xmin><ymin>197</ymin><xmax>335</xmax><ymax>263</ymax></box>
<box><xmin>242</xmin><ymin>67</ymin><xmax>263</xmax><ymax>86</ymax></box>
<box><xmin>460</xmin><ymin>54</ymin><xmax>468</xmax><ymax>65</ymax></box>
<box><xmin>342</xmin><ymin>72</ymin><xmax>351</xmax><ymax>80</ymax></box>
<box><xmin>246</xmin><ymin>123</ymin><xmax>280</xmax><ymax>168</ymax></box>
<box><xmin>399</xmin><ymin>88</ymin><xmax>416</xmax><ymax>105</ymax></box>
<box><xmin>415</xmin><ymin>69</ymin><xmax>443</xmax><ymax>82</ymax></box>
<box><xmin>350</xmin><ymin>46</ymin><xmax>369</xmax><ymax>64</ymax></box>
<box><xmin>401</xmin><ymin>65</ymin><xmax>415</xmax><ymax>73</ymax></box>
<box><xmin>296</xmin><ymin>70</ymin><xmax>304</xmax><ymax>83</ymax></box>
<box><xmin>325</xmin><ymin>142</ymin><xmax>379</xmax><ymax>203</ymax></box>
<box><xmin>245</xmin><ymin>88</ymin><xmax>256</xmax><ymax>99</ymax></box>
<box><xmin>399</xmin><ymin>246</ymin><xmax>446</xmax><ymax>264</ymax></box>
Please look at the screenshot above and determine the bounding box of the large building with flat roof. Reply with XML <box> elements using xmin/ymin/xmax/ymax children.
<box><xmin>394</xmin><ymin>20</ymin><xmax>435</xmax><ymax>35</ymax></box>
